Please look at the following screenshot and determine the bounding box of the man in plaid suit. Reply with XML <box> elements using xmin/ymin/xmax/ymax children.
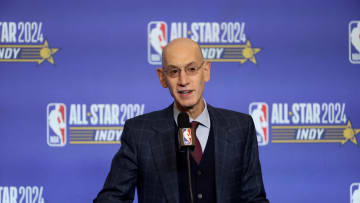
<box><xmin>94</xmin><ymin>38</ymin><xmax>269</xmax><ymax>203</ymax></box>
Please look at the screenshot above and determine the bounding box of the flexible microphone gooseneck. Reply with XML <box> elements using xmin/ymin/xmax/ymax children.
<box><xmin>177</xmin><ymin>112</ymin><xmax>195</xmax><ymax>203</ymax></box>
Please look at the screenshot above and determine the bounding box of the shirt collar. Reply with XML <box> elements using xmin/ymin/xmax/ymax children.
<box><xmin>173</xmin><ymin>99</ymin><xmax>211</xmax><ymax>128</ymax></box>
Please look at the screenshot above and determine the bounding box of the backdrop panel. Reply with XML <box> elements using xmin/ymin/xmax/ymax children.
<box><xmin>0</xmin><ymin>0</ymin><xmax>359</xmax><ymax>202</ymax></box>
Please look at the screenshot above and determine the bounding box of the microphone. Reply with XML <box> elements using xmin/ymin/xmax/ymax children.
<box><xmin>177</xmin><ymin>112</ymin><xmax>195</xmax><ymax>203</ymax></box>
<box><xmin>177</xmin><ymin>112</ymin><xmax>195</xmax><ymax>151</ymax></box>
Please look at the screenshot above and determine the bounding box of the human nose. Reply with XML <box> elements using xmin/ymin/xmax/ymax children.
<box><xmin>177</xmin><ymin>69</ymin><xmax>189</xmax><ymax>86</ymax></box>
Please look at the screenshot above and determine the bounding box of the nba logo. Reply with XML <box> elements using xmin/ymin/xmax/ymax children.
<box><xmin>351</xmin><ymin>183</ymin><xmax>360</xmax><ymax>203</ymax></box>
<box><xmin>47</xmin><ymin>103</ymin><xmax>66</xmax><ymax>147</ymax></box>
<box><xmin>182</xmin><ymin>128</ymin><xmax>192</xmax><ymax>145</ymax></box>
<box><xmin>249</xmin><ymin>102</ymin><xmax>269</xmax><ymax>146</ymax></box>
<box><xmin>349</xmin><ymin>21</ymin><xmax>360</xmax><ymax>64</ymax></box>
<box><xmin>148</xmin><ymin>21</ymin><xmax>167</xmax><ymax>65</ymax></box>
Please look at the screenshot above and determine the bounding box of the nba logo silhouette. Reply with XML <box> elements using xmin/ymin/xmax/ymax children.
<box><xmin>349</xmin><ymin>21</ymin><xmax>360</xmax><ymax>64</ymax></box>
<box><xmin>47</xmin><ymin>103</ymin><xmax>66</xmax><ymax>147</ymax></box>
<box><xmin>249</xmin><ymin>102</ymin><xmax>269</xmax><ymax>146</ymax></box>
<box><xmin>148</xmin><ymin>21</ymin><xmax>168</xmax><ymax>65</ymax></box>
<box><xmin>182</xmin><ymin>128</ymin><xmax>192</xmax><ymax>145</ymax></box>
<box><xmin>351</xmin><ymin>183</ymin><xmax>360</xmax><ymax>203</ymax></box>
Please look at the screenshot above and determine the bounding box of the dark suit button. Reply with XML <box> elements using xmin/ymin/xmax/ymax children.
<box><xmin>197</xmin><ymin>193</ymin><xmax>203</xmax><ymax>199</ymax></box>
<box><xmin>197</xmin><ymin>170</ymin><xmax>202</xmax><ymax>176</ymax></box>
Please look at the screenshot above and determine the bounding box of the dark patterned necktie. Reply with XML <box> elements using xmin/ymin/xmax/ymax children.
<box><xmin>191</xmin><ymin>121</ymin><xmax>202</xmax><ymax>165</ymax></box>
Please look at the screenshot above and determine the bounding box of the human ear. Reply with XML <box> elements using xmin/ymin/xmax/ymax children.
<box><xmin>203</xmin><ymin>61</ymin><xmax>211</xmax><ymax>82</ymax></box>
<box><xmin>156</xmin><ymin>68</ymin><xmax>168</xmax><ymax>88</ymax></box>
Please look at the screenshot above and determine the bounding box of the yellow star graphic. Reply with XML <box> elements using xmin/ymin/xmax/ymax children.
<box><xmin>239</xmin><ymin>40</ymin><xmax>261</xmax><ymax>64</ymax></box>
<box><xmin>39</xmin><ymin>40</ymin><xmax>59</xmax><ymax>65</ymax></box>
<box><xmin>341</xmin><ymin>120</ymin><xmax>360</xmax><ymax>145</ymax></box>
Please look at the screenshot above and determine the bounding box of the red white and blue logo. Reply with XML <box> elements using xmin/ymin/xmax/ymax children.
<box><xmin>148</xmin><ymin>21</ymin><xmax>167</xmax><ymax>65</ymax></box>
<box><xmin>351</xmin><ymin>183</ymin><xmax>360</xmax><ymax>203</ymax></box>
<box><xmin>249</xmin><ymin>102</ymin><xmax>269</xmax><ymax>146</ymax></box>
<box><xmin>47</xmin><ymin>103</ymin><xmax>66</xmax><ymax>147</ymax></box>
<box><xmin>147</xmin><ymin>21</ymin><xmax>261</xmax><ymax>65</ymax></box>
<box><xmin>349</xmin><ymin>21</ymin><xmax>360</xmax><ymax>64</ymax></box>
<box><xmin>182</xmin><ymin>128</ymin><xmax>192</xmax><ymax>145</ymax></box>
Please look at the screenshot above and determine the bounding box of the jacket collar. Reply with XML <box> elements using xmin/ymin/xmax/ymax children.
<box><xmin>172</xmin><ymin>100</ymin><xmax>211</xmax><ymax>129</ymax></box>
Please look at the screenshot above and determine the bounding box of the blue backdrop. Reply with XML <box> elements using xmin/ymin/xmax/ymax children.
<box><xmin>1</xmin><ymin>0</ymin><xmax>360</xmax><ymax>202</ymax></box>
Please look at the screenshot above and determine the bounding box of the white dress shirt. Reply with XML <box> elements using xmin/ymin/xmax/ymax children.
<box><xmin>173</xmin><ymin>100</ymin><xmax>211</xmax><ymax>152</ymax></box>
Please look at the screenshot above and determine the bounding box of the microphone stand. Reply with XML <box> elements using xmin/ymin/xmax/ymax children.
<box><xmin>178</xmin><ymin>112</ymin><xmax>195</xmax><ymax>203</ymax></box>
<box><xmin>186</xmin><ymin>148</ymin><xmax>194</xmax><ymax>203</ymax></box>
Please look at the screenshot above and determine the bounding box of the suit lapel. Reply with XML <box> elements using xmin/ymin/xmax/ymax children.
<box><xmin>150</xmin><ymin>105</ymin><xmax>179</xmax><ymax>203</ymax></box>
<box><xmin>208</xmin><ymin>105</ymin><xmax>232</xmax><ymax>203</ymax></box>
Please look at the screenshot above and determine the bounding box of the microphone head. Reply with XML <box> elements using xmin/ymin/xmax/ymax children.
<box><xmin>177</xmin><ymin>112</ymin><xmax>191</xmax><ymax>128</ymax></box>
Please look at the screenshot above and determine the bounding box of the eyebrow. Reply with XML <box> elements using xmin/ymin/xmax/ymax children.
<box><xmin>165</xmin><ymin>61</ymin><xmax>196</xmax><ymax>69</ymax></box>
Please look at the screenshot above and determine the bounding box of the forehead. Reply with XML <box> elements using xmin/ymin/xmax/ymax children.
<box><xmin>163</xmin><ymin>40</ymin><xmax>202</xmax><ymax>67</ymax></box>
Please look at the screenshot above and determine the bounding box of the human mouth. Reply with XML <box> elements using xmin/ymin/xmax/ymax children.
<box><xmin>178</xmin><ymin>90</ymin><xmax>193</xmax><ymax>96</ymax></box>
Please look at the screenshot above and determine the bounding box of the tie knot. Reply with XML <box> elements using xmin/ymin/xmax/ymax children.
<box><xmin>191</xmin><ymin>121</ymin><xmax>200</xmax><ymax>129</ymax></box>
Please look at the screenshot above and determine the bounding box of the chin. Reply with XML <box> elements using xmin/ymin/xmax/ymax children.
<box><xmin>178</xmin><ymin>103</ymin><xmax>193</xmax><ymax>109</ymax></box>
<box><xmin>176</xmin><ymin>99</ymin><xmax>198</xmax><ymax>109</ymax></box>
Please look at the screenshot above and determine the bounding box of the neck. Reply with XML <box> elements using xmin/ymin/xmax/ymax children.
<box><xmin>175</xmin><ymin>99</ymin><xmax>205</xmax><ymax>119</ymax></box>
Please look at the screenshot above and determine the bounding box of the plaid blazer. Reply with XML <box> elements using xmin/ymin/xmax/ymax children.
<box><xmin>94</xmin><ymin>104</ymin><xmax>269</xmax><ymax>203</ymax></box>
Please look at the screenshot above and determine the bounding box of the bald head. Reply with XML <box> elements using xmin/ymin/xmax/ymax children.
<box><xmin>156</xmin><ymin>38</ymin><xmax>211</xmax><ymax>118</ymax></box>
<box><xmin>162</xmin><ymin>38</ymin><xmax>203</xmax><ymax>67</ymax></box>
